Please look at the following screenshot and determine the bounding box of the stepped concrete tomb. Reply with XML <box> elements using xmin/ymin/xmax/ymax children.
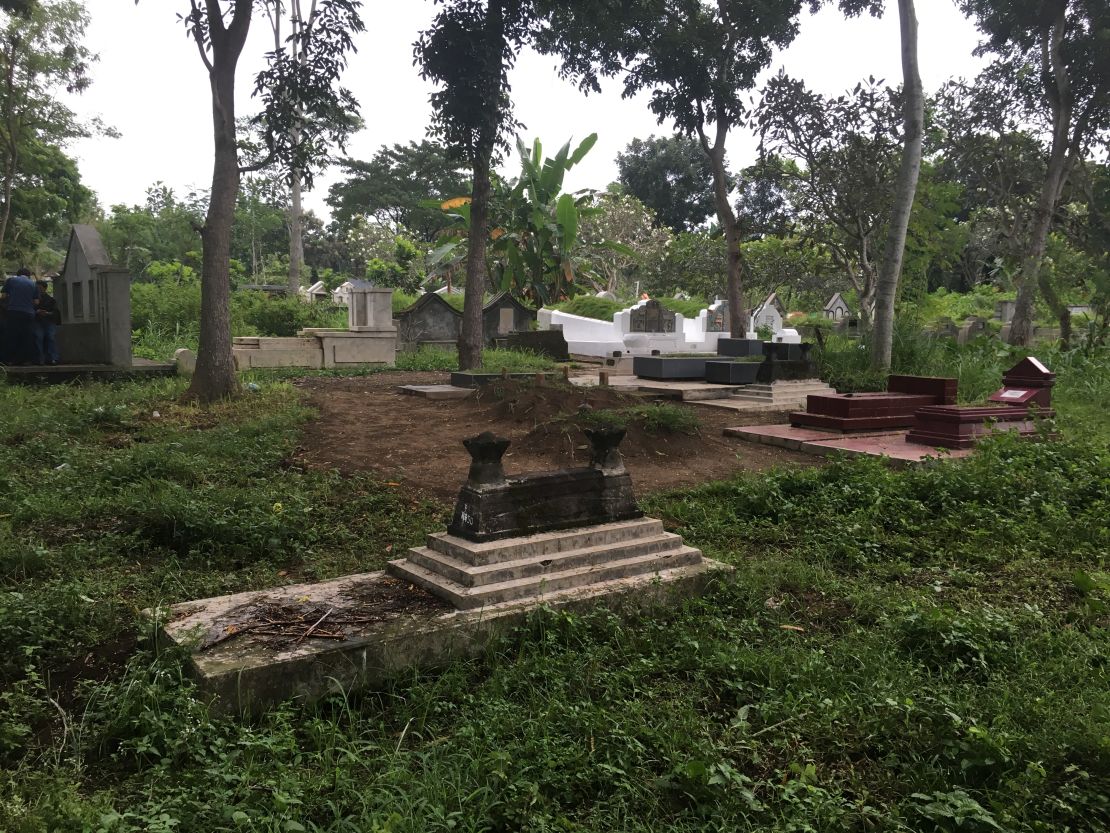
<box><xmin>156</xmin><ymin>431</ymin><xmax>727</xmax><ymax>712</ymax></box>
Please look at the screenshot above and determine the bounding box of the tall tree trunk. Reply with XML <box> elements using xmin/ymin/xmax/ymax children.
<box><xmin>1009</xmin><ymin>6</ymin><xmax>1070</xmax><ymax>347</ymax></box>
<box><xmin>185</xmin><ymin>3</ymin><xmax>251</xmax><ymax>403</ymax></box>
<box><xmin>701</xmin><ymin>122</ymin><xmax>744</xmax><ymax>337</ymax></box>
<box><xmin>870</xmin><ymin>0</ymin><xmax>923</xmax><ymax>371</ymax></box>
<box><xmin>288</xmin><ymin>168</ymin><xmax>304</xmax><ymax>295</ymax></box>
<box><xmin>456</xmin><ymin>0</ymin><xmax>504</xmax><ymax>371</ymax></box>
<box><xmin>459</xmin><ymin>152</ymin><xmax>491</xmax><ymax>371</ymax></box>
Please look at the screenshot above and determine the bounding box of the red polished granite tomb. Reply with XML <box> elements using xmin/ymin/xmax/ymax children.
<box><xmin>789</xmin><ymin>374</ymin><xmax>957</xmax><ymax>432</ymax></box>
<box><xmin>906</xmin><ymin>358</ymin><xmax>1055</xmax><ymax>449</ymax></box>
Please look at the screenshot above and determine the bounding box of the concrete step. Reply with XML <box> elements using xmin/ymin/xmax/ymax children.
<box><xmin>427</xmin><ymin>517</ymin><xmax>665</xmax><ymax>566</ymax></box>
<box><xmin>388</xmin><ymin>545</ymin><xmax>704</xmax><ymax>610</ymax></box>
<box><xmin>730</xmin><ymin>383</ymin><xmax>835</xmax><ymax>404</ymax></box>
<box><xmin>407</xmin><ymin>532</ymin><xmax>685</xmax><ymax>588</ymax></box>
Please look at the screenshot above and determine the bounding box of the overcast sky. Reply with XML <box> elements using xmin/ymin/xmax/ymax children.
<box><xmin>65</xmin><ymin>1</ymin><xmax>986</xmax><ymax>223</ymax></box>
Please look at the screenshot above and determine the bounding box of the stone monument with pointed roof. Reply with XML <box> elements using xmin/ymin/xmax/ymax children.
<box><xmin>54</xmin><ymin>225</ymin><xmax>132</xmax><ymax>367</ymax></box>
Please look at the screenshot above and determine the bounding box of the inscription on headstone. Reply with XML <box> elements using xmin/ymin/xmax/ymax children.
<box><xmin>630</xmin><ymin>300</ymin><xmax>676</xmax><ymax>334</ymax></box>
<box><xmin>706</xmin><ymin>301</ymin><xmax>729</xmax><ymax>333</ymax></box>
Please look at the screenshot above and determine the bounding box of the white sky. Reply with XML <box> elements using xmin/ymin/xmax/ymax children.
<box><xmin>64</xmin><ymin>0</ymin><xmax>986</xmax><ymax>223</ymax></box>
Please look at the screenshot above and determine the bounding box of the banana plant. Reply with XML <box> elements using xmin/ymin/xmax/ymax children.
<box><xmin>428</xmin><ymin>134</ymin><xmax>602</xmax><ymax>305</ymax></box>
<box><xmin>491</xmin><ymin>133</ymin><xmax>600</xmax><ymax>305</ymax></box>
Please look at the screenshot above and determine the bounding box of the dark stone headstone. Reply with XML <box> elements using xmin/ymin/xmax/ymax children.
<box><xmin>504</xmin><ymin>329</ymin><xmax>570</xmax><ymax>362</ymax></box>
<box><xmin>397</xmin><ymin>293</ymin><xmax>462</xmax><ymax>347</ymax></box>
<box><xmin>630</xmin><ymin>300</ymin><xmax>676</xmax><ymax>334</ymax></box>
<box><xmin>755</xmin><ymin>342</ymin><xmax>816</xmax><ymax>382</ymax></box>
<box><xmin>482</xmin><ymin>292</ymin><xmax>537</xmax><ymax>343</ymax></box>
<box><xmin>447</xmin><ymin>431</ymin><xmax>642</xmax><ymax>542</ymax></box>
<box><xmin>633</xmin><ymin>356</ymin><xmax>709</xmax><ymax>380</ymax></box>
<box><xmin>716</xmin><ymin>338</ymin><xmax>765</xmax><ymax>357</ymax></box>
<box><xmin>704</xmin><ymin>360</ymin><xmax>761</xmax><ymax>385</ymax></box>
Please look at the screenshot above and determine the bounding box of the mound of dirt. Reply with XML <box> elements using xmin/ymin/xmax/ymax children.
<box><xmin>295</xmin><ymin>372</ymin><xmax>818</xmax><ymax>501</ymax></box>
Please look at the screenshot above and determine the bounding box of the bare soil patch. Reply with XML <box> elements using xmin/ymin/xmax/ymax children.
<box><xmin>293</xmin><ymin>372</ymin><xmax>819</xmax><ymax>501</ymax></box>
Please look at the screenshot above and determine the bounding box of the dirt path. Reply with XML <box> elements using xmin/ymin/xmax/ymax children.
<box><xmin>293</xmin><ymin>372</ymin><xmax>819</xmax><ymax>501</ymax></box>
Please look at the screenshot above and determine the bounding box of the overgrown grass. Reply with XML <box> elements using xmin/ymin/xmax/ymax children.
<box><xmin>396</xmin><ymin>346</ymin><xmax>558</xmax><ymax>374</ymax></box>
<box><xmin>814</xmin><ymin>319</ymin><xmax>1110</xmax><ymax>443</ymax></box>
<box><xmin>578</xmin><ymin>402</ymin><xmax>701</xmax><ymax>435</ymax></box>
<box><xmin>0</xmin><ymin>372</ymin><xmax>1106</xmax><ymax>832</ymax></box>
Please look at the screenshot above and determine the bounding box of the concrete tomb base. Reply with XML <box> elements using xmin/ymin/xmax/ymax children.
<box><xmin>389</xmin><ymin>517</ymin><xmax>707</xmax><ymax>610</ymax></box>
<box><xmin>398</xmin><ymin>384</ymin><xmax>475</xmax><ymax>401</ymax></box>
<box><xmin>156</xmin><ymin>427</ymin><xmax>727</xmax><ymax>712</ymax></box>
<box><xmin>703</xmin><ymin>379</ymin><xmax>837</xmax><ymax>410</ymax></box>
<box><xmin>232</xmin><ymin>329</ymin><xmax>396</xmax><ymax>371</ymax></box>
<box><xmin>157</xmin><ymin>558</ymin><xmax>728</xmax><ymax>714</ymax></box>
<box><xmin>704</xmin><ymin>359</ymin><xmax>762</xmax><ymax>385</ymax></box>
<box><xmin>450</xmin><ymin>371</ymin><xmax>554</xmax><ymax>388</ymax></box>
<box><xmin>724</xmin><ymin>423</ymin><xmax>973</xmax><ymax>465</ymax></box>
<box><xmin>715</xmin><ymin>338</ymin><xmax>765</xmax><ymax>358</ymax></box>
<box><xmin>632</xmin><ymin>355</ymin><xmax>715</xmax><ymax>381</ymax></box>
<box><xmin>790</xmin><ymin>375</ymin><xmax>957</xmax><ymax>432</ymax></box>
<box><xmin>906</xmin><ymin>358</ymin><xmax>1055</xmax><ymax>449</ymax></box>
<box><xmin>906</xmin><ymin>406</ymin><xmax>1046</xmax><ymax>449</ymax></box>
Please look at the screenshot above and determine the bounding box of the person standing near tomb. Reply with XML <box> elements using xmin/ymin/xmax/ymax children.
<box><xmin>34</xmin><ymin>279</ymin><xmax>60</xmax><ymax>365</ymax></box>
<box><xmin>1</xmin><ymin>267</ymin><xmax>40</xmax><ymax>365</ymax></box>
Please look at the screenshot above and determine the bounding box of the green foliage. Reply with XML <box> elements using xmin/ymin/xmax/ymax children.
<box><xmin>579</xmin><ymin>402</ymin><xmax>701</xmax><ymax>435</ymax></box>
<box><xmin>551</xmin><ymin>294</ymin><xmax>626</xmax><ymax>320</ymax></box>
<box><xmin>642</xmin><ymin>231</ymin><xmax>727</xmax><ymax>300</ymax></box>
<box><xmin>0</xmin><ymin>0</ymin><xmax>100</xmax><ymax>266</ymax></box>
<box><xmin>916</xmin><ymin>285</ymin><xmax>1011</xmax><ymax>325</ymax></box>
<box><xmin>395</xmin><ymin>346</ymin><xmax>557</xmax><ymax>374</ymax></box>
<box><xmin>327</xmin><ymin>140</ymin><xmax>471</xmax><ymax>241</ymax></box>
<box><xmin>0</xmin><ymin>373</ymin><xmax>1106</xmax><ymax>830</ymax></box>
<box><xmin>616</xmin><ymin>134</ymin><xmax>716</xmax><ymax>233</ymax></box>
<box><xmin>661</xmin><ymin>296</ymin><xmax>712</xmax><ymax>318</ymax></box>
<box><xmin>491</xmin><ymin>134</ymin><xmax>600</xmax><ymax>304</ymax></box>
<box><xmin>130</xmin><ymin>283</ymin><xmax>347</xmax><ymax>359</ymax></box>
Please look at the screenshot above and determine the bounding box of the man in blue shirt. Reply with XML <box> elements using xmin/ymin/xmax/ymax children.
<box><xmin>1</xmin><ymin>267</ymin><xmax>40</xmax><ymax>364</ymax></box>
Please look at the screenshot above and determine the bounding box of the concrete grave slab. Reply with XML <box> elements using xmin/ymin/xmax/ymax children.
<box><xmin>156</xmin><ymin>560</ymin><xmax>730</xmax><ymax>714</ymax></box>
<box><xmin>398</xmin><ymin>384</ymin><xmax>475</xmax><ymax>401</ymax></box>
<box><xmin>801</xmin><ymin>433</ymin><xmax>975</xmax><ymax>464</ymax></box>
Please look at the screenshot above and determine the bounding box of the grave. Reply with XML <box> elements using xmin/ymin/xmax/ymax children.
<box><xmin>755</xmin><ymin>342</ymin><xmax>816</xmax><ymax>383</ymax></box>
<box><xmin>537</xmin><ymin>297</ymin><xmax>729</xmax><ymax>357</ymax></box>
<box><xmin>388</xmin><ymin>428</ymin><xmax>720</xmax><ymax>607</ymax></box>
<box><xmin>715</xmin><ymin>338</ymin><xmax>765</xmax><ymax>357</ymax></box>
<box><xmin>703</xmin><ymin>359</ymin><xmax>762</xmax><ymax>385</ymax></box>
<box><xmin>55</xmin><ymin>225</ymin><xmax>132</xmax><ymax>368</ymax></box>
<box><xmin>482</xmin><ymin>291</ymin><xmax>538</xmax><ymax>339</ymax></box>
<box><xmin>790</xmin><ymin>374</ymin><xmax>957</xmax><ymax>432</ymax></box>
<box><xmin>396</xmin><ymin>292</ymin><xmax>462</xmax><ymax>349</ymax></box>
<box><xmin>229</xmin><ymin>281</ymin><xmax>396</xmax><ymax>370</ymax></box>
<box><xmin>906</xmin><ymin>357</ymin><xmax>1055</xmax><ymax>449</ymax></box>
<box><xmin>156</xmin><ymin>430</ymin><xmax>728</xmax><ymax>712</ymax></box>
<box><xmin>449</xmin><ymin>371</ymin><xmax>554</xmax><ymax>388</ymax></box>
<box><xmin>501</xmin><ymin>328</ymin><xmax>570</xmax><ymax>361</ymax></box>
<box><xmin>956</xmin><ymin>316</ymin><xmax>988</xmax><ymax>345</ymax></box>
<box><xmin>748</xmin><ymin>293</ymin><xmax>785</xmax><ymax>337</ymax></box>
<box><xmin>823</xmin><ymin>292</ymin><xmax>853</xmax><ymax>321</ymax></box>
<box><xmin>632</xmin><ymin>354</ymin><xmax>714</xmax><ymax>381</ymax></box>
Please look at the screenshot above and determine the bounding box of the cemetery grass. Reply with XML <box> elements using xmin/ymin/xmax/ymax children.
<box><xmin>0</xmin><ymin>373</ymin><xmax>1106</xmax><ymax>831</ymax></box>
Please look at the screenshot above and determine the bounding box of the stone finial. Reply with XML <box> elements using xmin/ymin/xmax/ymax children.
<box><xmin>462</xmin><ymin>432</ymin><xmax>511</xmax><ymax>486</ymax></box>
<box><xmin>585</xmin><ymin>426</ymin><xmax>627</xmax><ymax>474</ymax></box>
